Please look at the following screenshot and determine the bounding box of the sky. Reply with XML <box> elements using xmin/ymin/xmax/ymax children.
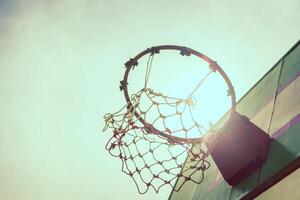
<box><xmin>0</xmin><ymin>0</ymin><xmax>300</xmax><ymax>200</ymax></box>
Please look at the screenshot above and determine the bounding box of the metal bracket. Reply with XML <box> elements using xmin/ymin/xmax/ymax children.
<box><xmin>180</xmin><ymin>47</ymin><xmax>191</xmax><ymax>56</ymax></box>
<box><xmin>209</xmin><ymin>61</ymin><xmax>218</xmax><ymax>72</ymax></box>
<box><xmin>125</xmin><ymin>58</ymin><xmax>138</xmax><ymax>69</ymax></box>
<box><xmin>119</xmin><ymin>80</ymin><xmax>128</xmax><ymax>91</ymax></box>
<box><xmin>148</xmin><ymin>46</ymin><xmax>160</xmax><ymax>55</ymax></box>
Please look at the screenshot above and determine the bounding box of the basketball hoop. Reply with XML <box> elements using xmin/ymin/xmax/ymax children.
<box><xmin>103</xmin><ymin>45</ymin><xmax>236</xmax><ymax>193</ymax></box>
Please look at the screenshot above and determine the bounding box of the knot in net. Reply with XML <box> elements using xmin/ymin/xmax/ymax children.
<box><xmin>104</xmin><ymin>88</ymin><xmax>210</xmax><ymax>193</ymax></box>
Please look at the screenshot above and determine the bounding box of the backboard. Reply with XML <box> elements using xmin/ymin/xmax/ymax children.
<box><xmin>169</xmin><ymin>40</ymin><xmax>300</xmax><ymax>200</ymax></box>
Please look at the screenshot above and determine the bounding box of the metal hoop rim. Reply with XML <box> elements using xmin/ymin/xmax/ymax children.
<box><xmin>120</xmin><ymin>45</ymin><xmax>236</xmax><ymax>144</ymax></box>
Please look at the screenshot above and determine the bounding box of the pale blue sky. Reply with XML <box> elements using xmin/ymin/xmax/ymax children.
<box><xmin>0</xmin><ymin>0</ymin><xmax>299</xmax><ymax>200</ymax></box>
